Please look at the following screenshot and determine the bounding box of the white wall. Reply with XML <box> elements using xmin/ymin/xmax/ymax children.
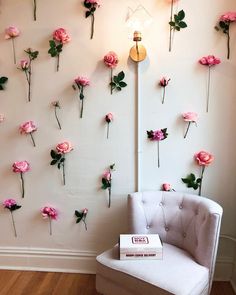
<box><xmin>0</xmin><ymin>0</ymin><xmax>236</xmax><ymax>274</ymax></box>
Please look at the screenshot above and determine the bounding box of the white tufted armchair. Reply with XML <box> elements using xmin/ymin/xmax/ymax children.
<box><xmin>96</xmin><ymin>191</ymin><xmax>223</xmax><ymax>295</ymax></box>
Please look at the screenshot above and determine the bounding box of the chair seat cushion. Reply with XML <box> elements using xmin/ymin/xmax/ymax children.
<box><xmin>96</xmin><ymin>243</ymin><xmax>209</xmax><ymax>295</ymax></box>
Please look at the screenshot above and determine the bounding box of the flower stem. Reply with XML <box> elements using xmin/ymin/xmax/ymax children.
<box><xmin>28</xmin><ymin>61</ymin><xmax>32</xmax><ymax>102</ymax></box>
<box><xmin>227</xmin><ymin>29</ymin><xmax>230</xmax><ymax>59</ymax></box>
<box><xmin>184</xmin><ymin>122</ymin><xmax>191</xmax><ymax>139</ymax></box>
<box><xmin>110</xmin><ymin>68</ymin><xmax>113</xmax><ymax>95</ymax></box>
<box><xmin>206</xmin><ymin>66</ymin><xmax>211</xmax><ymax>113</ymax></box>
<box><xmin>107</xmin><ymin>123</ymin><xmax>110</xmax><ymax>139</ymax></box>
<box><xmin>57</xmin><ymin>53</ymin><xmax>60</xmax><ymax>72</ymax></box>
<box><xmin>12</xmin><ymin>38</ymin><xmax>16</xmax><ymax>64</ymax></box>
<box><xmin>162</xmin><ymin>87</ymin><xmax>166</xmax><ymax>104</ymax></box>
<box><xmin>108</xmin><ymin>187</ymin><xmax>111</xmax><ymax>208</ymax></box>
<box><xmin>198</xmin><ymin>166</ymin><xmax>205</xmax><ymax>196</ymax></box>
<box><xmin>30</xmin><ymin>132</ymin><xmax>36</xmax><ymax>147</ymax></box>
<box><xmin>49</xmin><ymin>216</ymin><xmax>52</xmax><ymax>235</ymax></box>
<box><xmin>90</xmin><ymin>13</ymin><xmax>95</xmax><ymax>39</ymax></box>
<box><xmin>54</xmin><ymin>106</ymin><xmax>62</xmax><ymax>129</ymax></box>
<box><xmin>33</xmin><ymin>0</ymin><xmax>37</xmax><ymax>21</ymax></box>
<box><xmin>82</xmin><ymin>218</ymin><xmax>88</xmax><ymax>231</ymax></box>
<box><xmin>80</xmin><ymin>88</ymin><xmax>84</xmax><ymax>118</ymax></box>
<box><xmin>10</xmin><ymin>211</ymin><xmax>17</xmax><ymax>238</ymax></box>
<box><xmin>169</xmin><ymin>0</ymin><xmax>174</xmax><ymax>52</ymax></box>
<box><xmin>20</xmin><ymin>172</ymin><xmax>25</xmax><ymax>198</ymax></box>
<box><xmin>62</xmin><ymin>162</ymin><xmax>66</xmax><ymax>186</ymax></box>
<box><xmin>157</xmin><ymin>141</ymin><xmax>160</xmax><ymax>168</ymax></box>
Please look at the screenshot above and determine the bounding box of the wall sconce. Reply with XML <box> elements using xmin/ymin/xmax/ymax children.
<box><xmin>126</xmin><ymin>5</ymin><xmax>152</xmax><ymax>192</ymax></box>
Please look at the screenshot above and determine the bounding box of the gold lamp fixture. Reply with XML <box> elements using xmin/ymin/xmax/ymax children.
<box><xmin>129</xmin><ymin>31</ymin><xmax>147</xmax><ymax>62</ymax></box>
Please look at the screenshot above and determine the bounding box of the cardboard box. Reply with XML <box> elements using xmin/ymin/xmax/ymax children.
<box><xmin>119</xmin><ymin>234</ymin><xmax>163</xmax><ymax>260</ymax></box>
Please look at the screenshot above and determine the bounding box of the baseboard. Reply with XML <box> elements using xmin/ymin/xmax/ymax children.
<box><xmin>0</xmin><ymin>247</ymin><xmax>97</xmax><ymax>274</ymax></box>
<box><xmin>214</xmin><ymin>256</ymin><xmax>234</xmax><ymax>281</ymax></box>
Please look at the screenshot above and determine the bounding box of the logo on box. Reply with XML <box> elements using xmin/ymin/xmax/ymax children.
<box><xmin>132</xmin><ymin>236</ymin><xmax>149</xmax><ymax>244</ymax></box>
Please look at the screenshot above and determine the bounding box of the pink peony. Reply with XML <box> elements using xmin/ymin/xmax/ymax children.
<box><xmin>41</xmin><ymin>206</ymin><xmax>58</xmax><ymax>220</ymax></box>
<box><xmin>159</xmin><ymin>77</ymin><xmax>170</xmax><ymax>87</ymax></box>
<box><xmin>220</xmin><ymin>12</ymin><xmax>236</xmax><ymax>22</ymax></box>
<box><xmin>56</xmin><ymin>141</ymin><xmax>73</xmax><ymax>154</ymax></box>
<box><xmin>199</xmin><ymin>55</ymin><xmax>221</xmax><ymax>66</ymax></box>
<box><xmin>53</xmin><ymin>28</ymin><xmax>71</xmax><ymax>44</ymax></box>
<box><xmin>162</xmin><ymin>183</ymin><xmax>171</xmax><ymax>191</ymax></box>
<box><xmin>103</xmin><ymin>171</ymin><xmax>111</xmax><ymax>181</ymax></box>
<box><xmin>74</xmin><ymin>76</ymin><xmax>90</xmax><ymax>87</ymax></box>
<box><xmin>195</xmin><ymin>151</ymin><xmax>214</xmax><ymax>166</ymax></box>
<box><xmin>105</xmin><ymin>113</ymin><xmax>113</xmax><ymax>123</ymax></box>
<box><xmin>182</xmin><ymin>112</ymin><xmax>198</xmax><ymax>122</ymax></box>
<box><xmin>12</xmin><ymin>161</ymin><xmax>30</xmax><ymax>173</ymax></box>
<box><xmin>104</xmin><ymin>51</ymin><xmax>118</xmax><ymax>68</ymax></box>
<box><xmin>20</xmin><ymin>59</ymin><xmax>29</xmax><ymax>70</ymax></box>
<box><xmin>3</xmin><ymin>198</ymin><xmax>17</xmax><ymax>209</ymax></box>
<box><xmin>19</xmin><ymin>121</ymin><xmax>37</xmax><ymax>134</ymax></box>
<box><xmin>85</xmin><ymin>0</ymin><xmax>101</xmax><ymax>6</ymax></box>
<box><xmin>5</xmin><ymin>26</ymin><xmax>20</xmax><ymax>39</ymax></box>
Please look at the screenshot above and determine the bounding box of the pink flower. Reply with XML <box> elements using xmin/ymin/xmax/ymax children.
<box><xmin>3</xmin><ymin>198</ymin><xmax>17</xmax><ymax>209</ymax></box>
<box><xmin>162</xmin><ymin>183</ymin><xmax>171</xmax><ymax>191</ymax></box>
<box><xmin>20</xmin><ymin>59</ymin><xmax>29</xmax><ymax>70</ymax></box>
<box><xmin>220</xmin><ymin>12</ymin><xmax>236</xmax><ymax>22</ymax></box>
<box><xmin>19</xmin><ymin>121</ymin><xmax>37</xmax><ymax>134</ymax></box>
<box><xmin>51</xmin><ymin>100</ymin><xmax>60</xmax><ymax>107</ymax></box>
<box><xmin>153</xmin><ymin>130</ymin><xmax>164</xmax><ymax>141</ymax></box>
<box><xmin>104</xmin><ymin>51</ymin><xmax>118</xmax><ymax>68</ymax></box>
<box><xmin>5</xmin><ymin>26</ymin><xmax>20</xmax><ymax>39</ymax></box>
<box><xmin>12</xmin><ymin>161</ymin><xmax>30</xmax><ymax>173</ymax></box>
<box><xmin>195</xmin><ymin>151</ymin><xmax>214</xmax><ymax>166</ymax></box>
<box><xmin>105</xmin><ymin>113</ymin><xmax>113</xmax><ymax>123</ymax></box>
<box><xmin>182</xmin><ymin>112</ymin><xmax>198</xmax><ymax>122</ymax></box>
<box><xmin>103</xmin><ymin>171</ymin><xmax>111</xmax><ymax>181</ymax></box>
<box><xmin>41</xmin><ymin>206</ymin><xmax>58</xmax><ymax>220</ymax></box>
<box><xmin>53</xmin><ymin>28</ymin><xmax>71</xmax><ymax>44</ymax></box>
<box><xmin>199</xmin><ymin>55</ymin><xmax>221</xmax><ymax>66</ymax></box>
<box><xmin>85</xmin><ymin>0</ymin><xmax>101</xmax><ymax>7</ymax></box>
<box><xmin>74</xmin><ymin>76</ymin><xmax>90</xmax><ymax>87</ymax></box>
<box><xmin>83</xmin><ymin>208</ymin><xmax>88</xmax><ymax>214</ymax></box>
<box><xmin>159</xmin><ymin>77</ymin><xmax>170</xmax><ymax>87</ymax></box>
<box><xmin>56</xmin><ymin>141</ymin><xmax>73</xmax><ymax>154</ymax></box>
<box><xmin>0</xmin><ymin>114</ymin><xmax>5</xmax><ymax>123</ymax></box>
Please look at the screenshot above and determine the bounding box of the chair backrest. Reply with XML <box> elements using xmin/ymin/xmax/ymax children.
<box><xmin>128</xmin><ymin>191</ymin><xmax>223</xmax><ymax>273</ymax></box>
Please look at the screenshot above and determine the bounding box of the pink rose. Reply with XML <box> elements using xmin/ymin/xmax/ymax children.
<box><xmin>74</xmin><ymin>76</ymin><xmax>90</xmax><ymax>87</ymax></box>
<box><xmin>85</xmin><ymin>0</ymin><xmax>101</xmax><ymax>7</ymax></box>
<box><xmin>19</xmin><ymin>121</ymin><xmax>37</xmax><ymax>134</ymax></box>
<box><xmin>162</xmin><ymin>183</ymin><xmax>171</xmax><ymax>191</ymax></box>
<box><xmin>12</xmin><ymin>161</ymin><xmax>30</xmax><ymax>173</ymax></box>
<box><xmin>220</xmin><ymin>12</ymin><xmax>236</xmax><ymax>22</ymax></box>
<box><xmin>195</xmin><ymin>151</ymin><xmax>214</xmax><ymax>166</ymax></box>
<box><xmin>182</xmin><ymin>112</ymin><xmax>198</xmax><ymax>122</ymax></box>
<box><xmin>199</xmin><ymin>55</ymin><xmax>221</xmax><ymax>66</ymax></box>
<box><xmin>51</xmin><ymin>100</ymin><xmax>60</xmax><ymax>107</ymax></box>
<box><xmin>159</xmin><ymin>77</ymin><xmax>170</xmax><ymax>87</ymax></box>
<box><xmin>103</xmin><ymin>171</ymin><xmax>111</xmax><ymax>181</ymax></box>
<box><xmin>153</xmin><ymin>130</ymin><xmax>164</xmax><ymax>141</ymax></box>
<box><xmin>20</xmin><ymin>59</ymin><xmax>29</xmax><ymax>70</ymax></box>
<box><xmin>103</xmin><ymin>51</ymin><xmax>118</xmax><ymax>68</ymax></box>
<box><xmin>83</xmin><ymin>208</ymin><xmax>88</xmax><ymax>214</ymax></box>
<box><xmin>56</xmin><ymin>141</ymin><xmax>73</xmax><ymax>154</ymax></box>
<box><xmin>53</xmin><ymin>28</ymin><xmax>71</xmax><ymax>44</ymax></box>
<box><xmin>0</xmin><ymin>114</ymin><xmax>5</xmax><ymax>123</ymax></box>
<box><xmin>105</xmin><ymin>113</ymin><xmax>113</xmax><ymax>123</ymax></box>
<box><xmin>5</xmin><ymin>26</ymin><xmax>20</xmax><ymax>39</ymax></box>
<box><xmin>3</xmin><ymin>198</ymin><xmax>17</xmax><ymax>209</ymax></box>
<box><xmin>41</xmin><ymin>206</ymin><xmax>58</xmax><ymax>220</ymax></box>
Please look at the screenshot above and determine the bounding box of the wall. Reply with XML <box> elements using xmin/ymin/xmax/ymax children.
<box><xmin>0</xmin><ymin>0</ymin><xmax>236</xmax><ymax>274</ymax></box>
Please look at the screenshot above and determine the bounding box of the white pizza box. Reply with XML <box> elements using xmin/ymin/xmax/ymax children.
<box><xmin>119</xmin><ymin>234</ymin><xmax>163</xmax><ymax>260</ymax></box>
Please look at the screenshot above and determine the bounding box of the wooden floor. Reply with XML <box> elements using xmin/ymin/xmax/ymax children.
<box><xmin>0</xmin><ymin>271</ymin><xmax>234</xmax><ymax>295</ymax></box>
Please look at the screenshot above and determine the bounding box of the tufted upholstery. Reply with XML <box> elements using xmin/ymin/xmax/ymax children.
<box><xmin>96</xmin><ymin>191</ymin><xmax>223</xmax><ymax>295</ymax></box>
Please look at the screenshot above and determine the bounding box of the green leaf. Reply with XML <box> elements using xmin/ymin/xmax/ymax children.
<box><xmin>57</xmin><ymin>163</ymin><xmax>61</xmax><ymax>169</ymax></box>
<box><xmin>117</xmin><ymin>71</ymin><xmax>125</xmax><ymax>81</ymax></box>
<box><xmin>0</xmin><ymin>77</ymin><xmax>8</xmax><ymax>84</ymax></box>
<box><xmin>15</xmin><ymin>205</ymin><xmax>22</xmax><ymax>210</ymax></box>
<box><xmin>56</xmin><ymin>44</ymin><xmax>63</xmax><ymax>53</ymax></box>
<box><xmin>178</xmin><ymin>21</ymin><xmax>187</xmax><ymax>28</ymax></box>
<box><xmin>51</xmin><ymin>150</ymin><xmax>57</xmax><ymax>159</ymax></box>
<box><xmin>178</xmin><ymin>10</ymin><xmax>185</xmax><ymax>20</ymax></box>
<box><xmin>119</xmin><ymin>81</ymin><xmax>127</xmax><ymax>88</ymax></box>
<box><xmin>189</xmin><ymin>173</ymin><xmax>196</xmax><ymax>181</ymax></box>
<box><xmin>175</xmin><ymin>26</ymin><xmax>180</xmax><ymax>31</ymax></box>
<box><xmin>109</xmin><ymin>82</ymin><xmax>116</xmax><ymax>87</ymax></box>
<box><xmin>48</xmin><ymin>48</ymin><xmax>57</xmax><ymax>57</ymax></box>
<box><xmin>0</xmin><ymin>85</ymin><xmax>3</xmax><ymax>90</ymax></box>
<box><xmin>80</xmin><ymin>93</ymin><xmax>84</xmax><ymax>100</ymax></box>
<box><xmin>117</xmin><ymin>86</ymin><xmax>122</xmax><ymax>91</ymax></box>
<box><xmin>193</xmin><ymin>183</ymin><xmax>199</xmax><ymax>190</ymax></box>
<box><xmin>113</xmin><ymin>76</ymin><xmax>119</xmax><ymax>83</ymax></box>
<box><xmin>91</xmin><ymin>7</ymin><xmax>96</xmax><ymax>12</ymax></box>
<box><xmin>85</xmin><ymin>11</ymin><xmax>91</xmax><ymax>18</ymax></box>
<box><xmin>75</xmin><ymin>210</ymin><xmax>82</xmax><ymax>218</ymax></box>
<box><xmin>181</xmin><ymin>178</ymin><xmax>189</xmax><ymax>184</ymax></box>
<box><xmin>56</xmin><ymin>154</ymin><xmax>62</xmax><ymax>160</ymax></box>
<box><xmin>84</xmin><ymin>1</ymin><xmax>92</xmax><ymax>9</ymax></box>
<box><xmin>174</xmin><ymin>14</ymin><xmax>179</xmax><ymax>22</ymax></box>
<box><xmin>219</xmin><ymin>21</ymin><xmax>226</xmax><ymax>29</ymax></box>
<box><xmin>196</xmin><ymin>178</ymin><xmax>202</xmax><ymax>183</ymax></box>
<box><xmin>49</xmin><ymin>40</ymin><xmax>56</xmax><ymax>48</ymax></box>
<box><xmin>50</xmin><ymin>159</ymin><xmax>58</xmax><ymax>165</ymax></box>
<box><xmin>76</xmin><ymin>217</ymin><xmax>82</xmax><ymax>223</ymax></box>
<box><xmin>169</xmin><ymin>21</ymin><xmax>175</xmax><ymax>27</ymax></box>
